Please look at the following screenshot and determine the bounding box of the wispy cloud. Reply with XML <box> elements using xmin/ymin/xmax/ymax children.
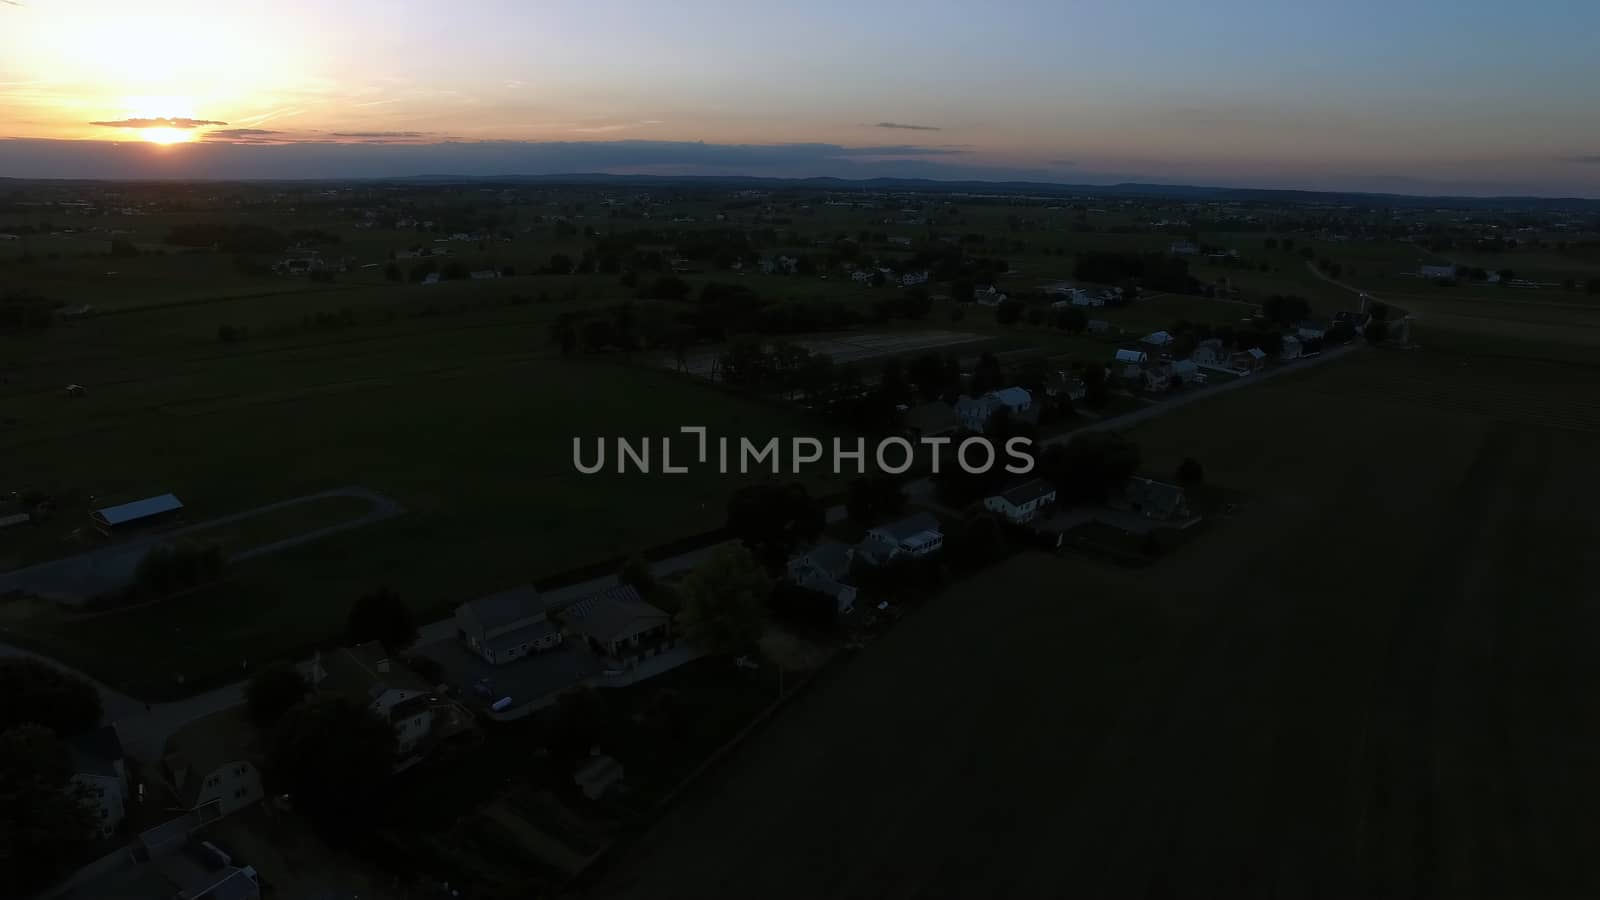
<box><xmin>874</xmin><ymin>121</ymin><xmax>940</xmax><ymax>131</ymax></box>
<box><xmin>90</xmin><ymin>117</ymin><xmax>227</xmax><ymax>129</ymax></box>
<box><xmin>571</xmin><ymin>120</ymin><xmax>663</xmax><ymax>134</ymax></box>
<box><xmin>201</xmin><ymin>128</ymin><xmax>285</xmax><ymax>143</ymax></box>
<box><xmin>327</xmin><ymin>131</ymin><xmax>432</xmax><ymax>143</ymax></box>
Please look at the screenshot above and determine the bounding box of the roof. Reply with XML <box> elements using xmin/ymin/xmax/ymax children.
<box><xmin>1126</xmin><ymin>477</ymin><xmax>1188</xmax><ymax>519</ymax></box>
<box><xmin>317</xmin><ymin>642</ymin><xmax>433</xmax><ymax>707</ymax></box>
<box><xmin>796</xmin><ymin>540</ymin><xmax>853</xmax><ymax>577</ymax></box>
<box><xmin>93</xmin><ymin>493</ymin><xmax>182</xmax><ymax>527</ymax></box>
<box><xmin>1114</xmin><ymin>349</ymin><xmax>1146</xmax><ymax>363</ymax></box>
<box><xmin>1141</xmin><ymin>331</ymin><xmax>1173</xmax><ymax>344</ymax></box>
<box><xmin>990</xmin><ymin>386</ymin><xmax>1031</xmax><ymax>408</ymax></box>
<box><xmin>163</xmin><ymin>709</ymin><xmax>256</xmax><ymax>805</ymax></box>
<box><xmin>69</xmin><ymin>725</ymin><xmax>124</xmax><ymax>778</ymax></box>
<box><xmin>1246</xmin><ymin>347</ymin><xmax>1267</xmax><ymax>359</ymax></box>
<box><xmin>562</xmin><ymin>584</ymin><xmax>670</xmax><ymax>644</ymax></box>
<box><xmin>996</xmin><ymin>479</ymin><xmax>1056</xmax><ymax>507</ymax></box>
<box><xmin>873</xmin><ymin>512</ymin><xmax>943</xmax><ymax>543</ymax></box>
<box><xmin>457</xmin><ymin>585</ymin><xmax>543</xmax><ymax>634</ymax></box>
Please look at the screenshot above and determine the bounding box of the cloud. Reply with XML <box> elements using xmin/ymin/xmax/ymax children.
<box><xmin>89</xmin><ymin>117</ymin><xmax>227</xmax><ymax>129</ymax></box>
<box><xmin>571</xmin><ymin>120</ymin><xmax>664</xmax><ymax>134</ymax></box>
<box><xmin>874</xmin><ymin>121</ymin><xmax>940</xmax><ymax>131</ymax></box>
<box><xmin>201</xmin><ymin>128</ymin><xmax>285</xmax><ymax>143</ymax></box>
<box><xmin>327</xmin><ymin>131</ymin><xmax>429</xmax><ymax>141</ymax></box>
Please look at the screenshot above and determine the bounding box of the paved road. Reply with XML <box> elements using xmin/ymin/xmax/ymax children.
<box><xmin>0</xmin><ymin>486</ymin><xmax>405</xmax><ymax>602</ymax></box>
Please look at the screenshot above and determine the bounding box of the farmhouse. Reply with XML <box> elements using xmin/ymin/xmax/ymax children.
<box><xmin>561</xmin><ymin>584</ymin><xmax>674</xmax><ymax>663</ymax></box>
<box><xmin>312</xmin><ymin>642</ymin><xmax>440</xmax><ymax>759</ymax></box>
<box><xmin>1190</xmin><ymin>336</ymin><xmax>1222</xmax><ymax>365</ymax></box>
<box><xmin>69</xmin><ymin>726</ymin><xmax>128</xmax><ymax>838</ymax></box>
<box><xmin>858</xmin><ymin>512</ymin><xmax>945</xmax><ymax>564</ymax></box>
<box><xmin>1117</xmin><ymin>477</ymin><xmax>1193</xmax><ymax>522</ymax></box>
<box><xmin>455</xmin><ymin>586</ymin><xmax>563</xmax><ymax>666</ymax></box>
<box><xmin>1114</xmin><ymin>348</ymin><xmax>1148</xmax><ymax>379</ymax></box>
<box><xmin>91</xmin><ymin>493</ymin><xmax>183</xmax><ymax>535</ymax></box>
<box><xmin>956</xmin><ymin>387</ymin><xmax>1034</xmax><ymax>432</ymax></box>
<box><xmin>787</xmin><ymin>540</ymin><xmax>859</xmax><ymax>613</ymax></box>
<box><xmin>1230</xmin><ymin>347</ymin><xmax>1267</xmax><ymax>372</ymax></box>
<box><xmin>984</xmin><ymin>480</ymin><xmax>1058</xmax><ymax>523</ymax></box>
<box><xmin>160</xmin><ymin>709</ymin><xmax>262</xmax><ymax>823</ymax></box>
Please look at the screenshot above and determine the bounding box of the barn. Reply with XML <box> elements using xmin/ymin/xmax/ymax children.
<box><xmin>91</xmin><ymin>493</ymin><xmax>184</xmax><ymax>535</ymax></box>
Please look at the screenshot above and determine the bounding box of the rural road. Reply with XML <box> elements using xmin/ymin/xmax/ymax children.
<box><xmin>1</xmin><ymin>347</ymin><xmax>1358</xmax><ymax>759</ymax></box>
<box><xmin>0</xmin><ymin>486</ymin><xmax>405</xmax><ymax>602</ymax></box>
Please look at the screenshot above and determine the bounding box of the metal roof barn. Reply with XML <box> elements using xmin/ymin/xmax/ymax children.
<box><xmin>92</xmin><ymin>493</ymin><xmax>184</xmax><ymax>529</ymax></box>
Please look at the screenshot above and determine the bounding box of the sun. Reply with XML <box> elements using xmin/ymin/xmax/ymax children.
<box><xmin>140</xmin><ymin>127</ymin><xmax>193</xmax><ymax>145</ymax></box>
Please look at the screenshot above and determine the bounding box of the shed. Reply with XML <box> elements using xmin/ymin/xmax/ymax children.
<box><xmin>91</xmin><ymin>493</ymin><xmax>183</xmax><ymax>534</ymax></box>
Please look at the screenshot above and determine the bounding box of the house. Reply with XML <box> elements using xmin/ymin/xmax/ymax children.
<box><xmin>787</xmin><ymin>540</ymin><xmax>859</xmax><ymax>613</ymax></box>
<box><xmin>1118</xmin><ymin>477</ymin><xmax>1192</xmax><ymax>522</ymax></box>
<box><xmin>574</xmin><ymin>752</ymin><xmax>625</xmax><ymax>800</ymax></box>
<box><xmin>1141</xmin><ymin>330</ymin><xmax>1174</xmax><ymax>349</ymax></box>
<box><xmin>91</xmin><ymin>493</ymin><xmax>183</xmax><ymax>535</ymax></box>
<box><xmin>456</xmin><ymin>585</ymin><xmax>563</xmax><ymax>665</ymax></box>
<box><xmin>983</xmin><ymin>480</ymin><xmax>1058</xmax><ymax>524</ymax></box>
<box><xmin>311</xmin><ymin>642</ymin><xmax>438</xmax><ymax>759</ymax></box>
<box><xmin>1169</xmin><ymin>241</ymin><xmax>1199</xmax><ymax>255</ymax></box>
<box><xmin>68</xmin><ymin>823</ymin><xmax>261</xmax><ymax>900</ymax></box>
<box><xmin>1114</xmin><ymin>348</ymin><xmax>1148</xmax><ymax>365</ymax></box>
<box><xmin>955</xmin><ymin>387</ymin><xmax>1034</xmax><ymax>432</ymax></box>
<box><xmin>1167</xmin><ymin>359</ymin><xmax>1201</xmax><ymax>384</ymax></box>
<box><xmin>1419</xmin><ymin>264</ymin><xmax>1456</xmax><ymax>279</ymax></box>
<box><xmin>1191</xmin><ymin>338</ymin><xmax>1226</xmax><ymax>366</ymax></box>
<box><xmin>69</xmin><ymin>726</ymin><xmax>128</xmax><ymax>838</ymax></box>
<box><xmin>859</xmin><ymin>512</ymin><xmax>945</xmax><ymax>563</ymax></box>
<box><xmin>1281</xmin><ymin>335</ymin><xmax>1304</xmax><ymax>360</ymax></box>
<box><xmin>561</xmin><ymin>584</ymin><xmax>673</xmax><ymax>662</ymax></box>
<box><xmin>160</xmin><ymin>709</ymin><xmax>262</xmax><ymax>823</ymax></box>
<box><xmin>902</xmin><ymin>401</ymin><xmax>960</xmax><ymax>438</ymax></box>
<box><xmin>901</xmin><ymin>270</ymin><xmax>929</xmax><ymax>286</ymax></box>
<box><xmin>1230</xmin><ymin>347</ymin><xmax>1267</xmax><ymax>371</ymax></box>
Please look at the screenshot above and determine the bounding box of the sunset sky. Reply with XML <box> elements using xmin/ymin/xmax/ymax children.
<box><xmin>3</xmin><ymin>0</ymin><xmax>1598</xmax><ymax>195</ymax></box>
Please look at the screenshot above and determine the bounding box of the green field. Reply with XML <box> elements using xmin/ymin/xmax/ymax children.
<box><xmin>598</xmin><ymin>345</ymin><xmax>1600</xmax><ymax>898</ymax></box>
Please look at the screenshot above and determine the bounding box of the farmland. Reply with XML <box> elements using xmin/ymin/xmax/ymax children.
<box><xmin>595</xmin><ymin>343</ymin><xmax>1600</xmax><ymax>898</ymax></box>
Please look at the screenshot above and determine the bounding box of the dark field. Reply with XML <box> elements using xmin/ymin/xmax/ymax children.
<box><xmin>594</xmin><ymin>347</ymin><xmax>1600</xmax><ymax>899</ymax></box>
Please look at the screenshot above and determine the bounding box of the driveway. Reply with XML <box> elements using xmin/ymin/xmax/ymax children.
<box><xmin>0</xmin><ymin>486</ymin><xmax>404</xmax><ymax>603</ymax></box>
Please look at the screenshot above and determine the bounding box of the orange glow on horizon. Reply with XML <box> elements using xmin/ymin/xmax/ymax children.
<box><xmin>139</xmin><ymin>127</ymin><xmax>194</xmax><ymax>145</ymax></box>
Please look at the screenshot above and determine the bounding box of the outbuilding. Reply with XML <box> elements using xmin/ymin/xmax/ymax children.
<box><xmin>91</xmin><ymin>493</ymin><xmax>183</xmax><ymax>535</ymax></box>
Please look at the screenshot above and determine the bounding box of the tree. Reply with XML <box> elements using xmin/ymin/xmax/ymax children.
<box><xmin>677</xmin><ymin>544</ymin><xmax>770</xmax><ymax>657</ymax></box>
<box><xmin>619</xmin><ymin>555</ymin><xmax>657</xmax><ymax>596</ymax></box>
<box><xmin>0</xmin><ymin>724</ymin><xmax>96</xmax><ymax>895</ymax></box>
<box><xmin>1176</xmin><ymin>457</ymin><xmax>1204</xmax><ymax>486</ymax></box>
<box><xmin>0</xmin><ymin>658</ymin><xmax>101</xmax><ymax>736</ymax></box>
<box><xmin>1082</xmin><ymin>364</ymin><xmax>1109</xmax><ymax>410</ymax></box>
<box><xmin>1365</xmin><ymin>319</ymin><xmax>1390</xmax><ymax>344</ymax></box>
<box><xmin>246</xmin><ymin>662</ymin><xmax>309</xmax><ymax>727</ymax></box>
<box><xmin>384</xmin><ymin>262</ymin><xmax>401</xmax><ymax>282</ymax></box>
<box><xmin>971</xmin><ymin>351</ymin><xmax>1004</xmax><ymax>394</ymax></box>
<box><xmin>846</xmin><ymin>474</ymin><xmax>908</xmax><ymax>526</ymax></box>
<box><xmin>726</xmin><ymin>483</ymin><xmax>825</xmax><ymax>568</ymax></box>
<box><xmin>995</xmin><ymin>299</ymin><xmax>1024</xmax><ymax>325</ymax></box>
<box><xmin>1037</xmin><ymin>431</ymin><xmax>1141</xmax><ymax>504</ymax></box>
<box><xmin>264</xmin><ymin>697</ymin><xmax>396</xmax><ymax>827</ymax></box>
<box><xmin>1053</xmin><ymin>305</ymin><xmax>1088</xmax><ymax>333</ymax></box>
<box><xmin>346</xmin><ymin>587</ymin><xmax>417</xmax><ymax>653</ymax></box>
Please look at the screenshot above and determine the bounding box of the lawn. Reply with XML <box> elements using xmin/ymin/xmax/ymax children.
<box><xmin>594</xmin><ymin>344</ymin><xmax>1600</xmax><ymax>899</ymax></box>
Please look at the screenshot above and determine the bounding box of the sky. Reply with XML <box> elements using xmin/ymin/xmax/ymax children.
<box><xmin>2</xmin><ymin>0</ymin><xmax>1599</xmax><ymax>196</ymax></box>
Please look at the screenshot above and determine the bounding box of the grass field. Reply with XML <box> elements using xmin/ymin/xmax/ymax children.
<box><xmin>595</xmin><ymin>344</ymin><xmax>1600</xmax><ymax>898</ymax></box>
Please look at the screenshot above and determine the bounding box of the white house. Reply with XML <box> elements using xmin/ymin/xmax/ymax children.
<box><xmin>859</xmin><ymin>512</ymin><xmax>945</xmax><ymax>563</ymax></box>
<box><xmin>956</xmin><ymin>387</ymin><xmax>1033</xmax><ymax>432</ymax></box>
<box><xmin>901</xmin><ymin>270</ymin><xmax>929</xmax><ymax>286</ymax></box>
<box><xmin>313</xmin><ymin>642</ymin><xmax>439</xmax><ymax>760</ymax></box>
<box><xmin>1296</xmin><ymin>323</ymin><xmax>1327</xmax><ymax>341</ymax></box>
<box><xmin>984</xmin><ymin>480</ymin><xmax>1057</xmax><ymax>524</ymax></box>
<box><xmin>161</xmin><ymin>710</ymin><xmax>263</xmax><ymax>823</ymax></box>
<box><xmin>69</xmin><ymin>726</ymin><xmax>128</xmax><ymax>838</ymax></box>
<box><xmin>1281</xmin><ymin>335</ymin><xmax>1304</xmax><ymax>360</ymax></box>
<box><xmin>1191</xmin><ymin>338</ymin><xmax>1226</xmax><ymax>367</ymax></box>
<box><xmin>1114</xmin><ymin>348</ymin><xmax>1149</xmax><ymax>365</ymax></box>
<box><xmin>1141</xmin><ymin>331</ymin><xmax>1174</xmax><ymax>349</ymax></box>
<box><xmin>786</xmin><ymin>541</ymin><xmax>859</xmax><ymax>613</ymax></box>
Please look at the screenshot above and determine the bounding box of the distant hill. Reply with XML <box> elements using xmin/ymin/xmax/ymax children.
<box><xmin>381</xmin><ymin>173</ymin><xmax>1600</xmax><ymax>211</ymax></box>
